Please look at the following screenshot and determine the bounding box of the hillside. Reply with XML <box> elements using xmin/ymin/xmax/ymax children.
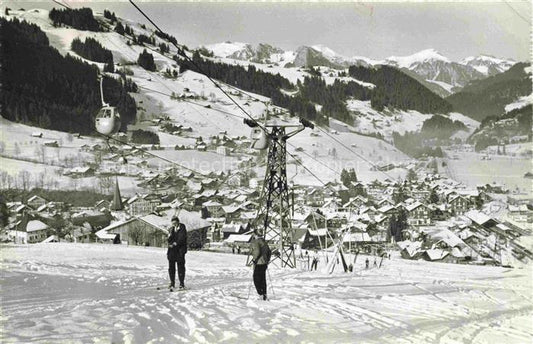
<box><xmin>447</xmin><ymin>63</ymin><xmax>532</xmax><ymax>122</ymax></box>
<box><xmin>0</xmin><ymin>16</ymin><xmax>136</xmax><ymax>134</ymax></box>
<box><xmin>204</xmin><ymin>43</ymin><xmax>516</xmax><ymax>97</ymax></box>
<box><xmin>0</xmin><ymin>8</ymin><xmax>414</xmax><ymax>192</ymax></box>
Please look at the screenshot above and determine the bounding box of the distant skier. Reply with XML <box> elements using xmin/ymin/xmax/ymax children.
<box><xmin>365</xmin><ymin>258</ymin><xmax>369</xmax><ymax>269</ymax></box>
<box><xmin>251</xmin><ymin>232</ymin><xmax>271</xmax><ymax>300</ymax></box>
<box><xmin>311</xmin><ymin>250</ymin><xmax>319</xmax><ymax>271</ymax></box>
<box><xmin>167</xmin><ymin>216</ymin><xmax>187</xmax><ymax>290</ymax></box>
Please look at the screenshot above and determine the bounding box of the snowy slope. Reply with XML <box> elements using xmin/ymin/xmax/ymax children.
<box><xmin>1</xmin><ymin>243</ymin><xmax>532</xmax><ymax>343</ymax></box>
<box><xmin>346</xmin><ymin>100</ymin><xmax>479</xmax><ymax>141</ymax></box>
<box><xmin>505</xmin><ymin>94</ymin><xmax>533</xmax><ymax>113</ymax></box>
<box><xmin>1</xmin><ymin>8</ymin><xmax>411</xmax><ymax>189</ymax></box>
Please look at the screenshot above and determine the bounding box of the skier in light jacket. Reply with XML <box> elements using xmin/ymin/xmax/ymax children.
<box><xmin>250</xmin><ymin>233</ymin><xmax>271</xmax><ymax>300</ymax></box>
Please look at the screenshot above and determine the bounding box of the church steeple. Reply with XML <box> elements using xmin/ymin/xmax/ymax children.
<box><xmin>111</xmin><ymin>177</ymin><xmax>123</xmax><ymax>211</ymax></box>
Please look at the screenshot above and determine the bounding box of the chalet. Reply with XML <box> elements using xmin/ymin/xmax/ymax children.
<box><xmin>31</xmin><ymin>132</ymin><xmax>43</xmax><ymax>138</ymax></box>
<box><xmin>398</xmin><ymin>241</ymin><xmax>422</xmax><ymax>260</ymax></box>
<box><xmin>27</xmin><ymin>195</ymin><xmax>47</xmax><ymax>209</ymax></box>
<box><xmin>325</xmin><ymin>213</ymin><xmax>347</xmax><ymax>229</ymax></box>
<box><xmin>202</xmin><ymin>200</ymin><xmax>223</xmax><ymax>218</ymax></box>
<box><xmin>465</xmin><ymin>210</ymin><xmax>499</xmax><ymax>230</ymax></box>
<box><xmin>186</xmin><ymin>181</ymin><xmax>202</xmax><ymax>193</ymax></box>
<box><xmin>200</xmin><ymin>178</ymin><xmax>218</xmax><ymax>189</ymax></box>
<box><xmin>216</xmin><ymin>146</ymin><xmax>231</xmax><ymax>156</ymax></box>
<box><xmin>36</xmin><ymin>203</ymin><xmax>54</xmax><ymax>215</ymax></box>
<box><xmin>421</xmin><ymin>249</ymin><xmax>451</xmax><ymax>262</ymax></box>
<box><xmin>102</xmin><ymin>211</ymin><xmax>210</xmax><ymax>247</ymax></box>
<box><xmin>222</xmin><ymin>205</ymin><xmax>243</xmax><ymax>223</ymax></box>
<box><xmin>127</xmin><ymin>194</ymin><xmax>161</xmax><ymax>216</ymax></box>
<box><xmin>95</xmin><ymin>199</ymin><xmax>111</xmax><ymax>211</ymax></box>
<box><xmin>241</xmin><ymin>201</ymin><xmax>258</xmax><ymax>211</ymax></box>
<box><xmin>14</xmin><ymin>204</ymin><xmax>29</xmax><ymax>215</ymax></box>
<box><xmin>240</xmin><ymin>211</ymin><xmax>256</xmax><ymax>223</ymax></box>
<box><xmin>224</xmin><ymin>233</ymin><xmax>253</xmax><ymax>245</ymax></box>
<box><xmin>43</xmin><ymin>140</ymin><xmax>59</xmax><ymax>147</ymax></box>
<box><xmin>448</xmin><ymin>195</ymin><xmax>471</xmax><ymax>215</ymax></box>
<box><xmin>377</xmin><ymin>204</ymin><xmax>397</xmax><ymax>217</ymax></box>
<box><xmin>8</xmin><ymin>220</ymin><xmax>49</xmax><ymax>244</ymax></box>
<box><xmin>349</xmin><ymin>181</ymin><xmax>366</xmax><ymax>195</ymax></box>
<box><xmin>304</xmin><ymin>211</ymin><xmax>326</xmax><ymax>230</ymax></box>
<box><xmin>323</xmin><ymin>198</ymin><xmax>341</xmax><ymax>213</ymax></box>
<box><xmin>376</xmin><ymin>199</ymin><xmax>394</xmax><ymax>208</ymax></box>
<box><xmin>306</xmin><ymin>188</ymin><xmax>325</xmax><ymax>207</ymax></box>
<box><xmin>221</xmin><ymin>223</ymin><xmax>248</xmax><ymax>240</ymax></box>
<box><xmin>405</xmin><ymin>202</ymin><xmax>431</xmax><ymax>226</ymax></box>
<box><xmin>69</xmin><ymin>166</ymin><xmax>95</xmax><ymax>177</ymax></box>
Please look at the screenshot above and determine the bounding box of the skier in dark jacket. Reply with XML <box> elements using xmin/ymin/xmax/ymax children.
<box><xmin>168</xmin><ymin>216</ymin><xmax>187</xmax><ymax>290</ymax></box>
<box><xmin>250</xmin><ymin>233</ymin><xmax>271</xmax><ymax>300</ymax></box>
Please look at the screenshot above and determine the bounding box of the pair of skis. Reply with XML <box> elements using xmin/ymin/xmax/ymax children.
<box><xmin>156</xmin><ymin>285</ymin><xmax>187</xmax><ymax>292</ymax></box>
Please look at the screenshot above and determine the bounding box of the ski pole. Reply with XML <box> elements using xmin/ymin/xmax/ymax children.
<box><xmin>267</xmin><ymin>268</ymin><xmax>275</xmax><ymax>297</ymax></box>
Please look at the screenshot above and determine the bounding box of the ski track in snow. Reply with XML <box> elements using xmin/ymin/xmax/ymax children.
<box><xmin>1</xmin><ymin>243</ymin><xmax>532</xmax><ymax>344</ymax></box>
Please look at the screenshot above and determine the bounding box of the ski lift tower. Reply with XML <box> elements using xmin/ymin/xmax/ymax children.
<box><xmin>245</xmin><ymin>116</ymin><xmax>314</xmax><ymax>268</ymax></box>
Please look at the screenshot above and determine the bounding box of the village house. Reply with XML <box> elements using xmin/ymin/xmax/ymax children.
<box><xmin>220</xmin><ymin>223</ymin><xmax>249</xmax><ymax>240</ymax></box>
<box><xmin>8</xmin><ymin>220</ymin><xmax>49</xmax><ymax>244</ymax></box>
<box><xmin>222</xmin><ymin>205</ymin><xmax>243</xmax><ymax>223</ymax></box>
<box><xmin>69</xmin><ymin>166</ymin><xmax>95</xmax><ymax>177</ymax></box>
<box><xmin>95</xmin><ymin>199</ymin><xmax>111</xmax><ymax>211</ymax></box>
<box><xmin>448</xmin><ymin>195</ymin><xmax>471</xmax><ymax>215</ymax></box>
<box><xmin>127</xmin><ymin>194</ymin><xmax>162</xmax><ymax>216</ymax></box>
<box><xmin>202</xmin><ymin>200</ymin><xmax>223</xmax><ymax>218</ymax></box>
<box><xmin>27</xmin><ymin>195</ymin><xmax>47</xmax><ymax>210</ymax></box>
<box><xmin>405</xmin><ymin>202</ymin><xmax>431</xmax><ymax>226</ymax></box>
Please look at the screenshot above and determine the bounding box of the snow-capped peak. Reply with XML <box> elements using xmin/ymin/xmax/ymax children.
<box><xmin>202</xmin><ymin>41</ymin><xmax>250</xmax><ymax>58</ymax></box>
<box><xmin>310</xmin><ymin>45</ymin><xmax>340</xmax><ymax>59</ymax></box>
<box><xmin>386</xmin><ymin>49</ymin><xmax>450</xmax><ymax>68</ymax></box>
<box><xmin>460</xmin><ymin>54</ymin><xmax>515</xmax><ymax>76</ymax></box>
<box><xmin>461</xmin><ymin>54</ymin><xmax>513</xmax><ymax>65</ymax></box>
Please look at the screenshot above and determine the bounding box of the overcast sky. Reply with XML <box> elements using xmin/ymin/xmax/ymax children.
<box><xmin>20</xmin><ymin>1</ymin><xmax>532</xmax><ymax>61</ymax></box>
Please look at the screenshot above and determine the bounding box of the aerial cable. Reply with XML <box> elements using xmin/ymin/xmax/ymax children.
<box><xmin>128</xmin><ymin>0</ymin><xmax>267</xmax><ymax>133</ymax></box>
<box><xmin>52</xmin><ymin>0</ymin><xmax>71</xmax><ymax>9</ymax></box>
<box><xmin>137</xmin><ymin>85</ymin><xmax>342</xmax><ymax>180</ymax></box>
<box><xmin>118</xmin><ymin>2</ymin><xmax>339</xmax><ymax>188</ymax></box>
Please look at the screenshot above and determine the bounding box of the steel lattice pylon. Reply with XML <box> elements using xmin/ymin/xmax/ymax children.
<box><xmin>255</xmin><ymin>126</ymin><xmax>295</xmax><ymax>268</ymax></box>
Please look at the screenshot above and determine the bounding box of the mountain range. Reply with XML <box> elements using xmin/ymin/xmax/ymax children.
<box><xmin>203</xmin><ymin>42</ymin><xmax>516</xmax><ymax>96</ymax></box>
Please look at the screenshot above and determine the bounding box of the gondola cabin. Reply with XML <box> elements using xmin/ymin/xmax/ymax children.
<box><xmin>250</xmin><ymin>127</ymin><xmax>268</xmax><ymax>150</ymax></box>
<box><xmin>95</xmin><ymin>106</ymin><xmax>121</xmax><ymax>135</ymax></box>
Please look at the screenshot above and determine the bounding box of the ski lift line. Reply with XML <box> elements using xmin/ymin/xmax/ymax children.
<box><xmin>128</xmin><ymin>0</ymin><xmax>268</xmax><ymax>134</ymax></box>
<box><xmin>136</xmin><ymin>85</ymin><xmax>247</xmax><ymax>120</ymax></box>
<box><xmin>504</xmin><ymin>1</ymin><xmax>530</xmax><ymax>24</ymax></box>
<box><xmin>137</xmin><ymin>87</ymin><xmax>334</xmax><ymax>186</ymax></box>
<box><xmin>62</xmin><ymin>109</ymin><xmax>205</xmax><ymax>176</ymax></box>
<box><xmin>118</xmin><ymin>2</ymin><xmax>333</xmax><ymax>188</ymax></box>
<box><xmin>52</xmin><ymin>0</ymin><xmax>71</xmax><ymax>9</ymax></box>
<box><xmin>314</xmin><ymin>126</ymin><xmax>396</xmax><ymax>180</ymax></box>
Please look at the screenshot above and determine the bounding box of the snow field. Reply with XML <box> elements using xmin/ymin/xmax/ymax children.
<box><xmin>1</xmin><ymin>243</ymin><xmax>532</xmax><ymax>343</ymax></box>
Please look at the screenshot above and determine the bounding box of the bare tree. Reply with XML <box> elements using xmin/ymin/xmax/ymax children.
<box><xmin>34</xmin><ymin>145</ymin><xmax>46</xmax><ymax>163</ymax></box>
<box><xmin>18</xmin><ymin>170</ymin><xmax>31</xmax><ymax>190</ymax></box>
<box><xmin>97</xmin><ymin>175</ymin><xmax>114</xmax><ymax>194</ymax></box>
<box><xmin>128</xmin><ymin>223</ymin><xmax>144</xmax><ymax>246</ymax></box>
<box><xmin>14</xmin><ymin>143</ymin><xmax>20</xmax><ymax>156</ymax></box>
